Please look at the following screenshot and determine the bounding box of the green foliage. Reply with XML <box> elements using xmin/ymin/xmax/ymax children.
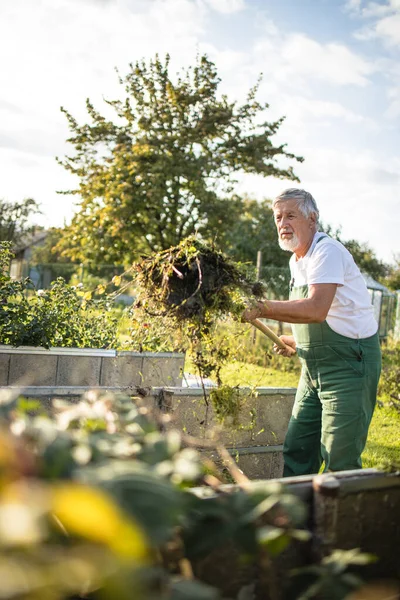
<box><xmin>56</xmin><ymin>53</ymin><xmax>302</xmax><ymax>264</ymax></box>
<box><xmin>0</xmin><ymin>389</ymin><xmax>312</xmax><ymax>599</ymax></box>
<box><xmin>0</xmin><ymin>197</ymin><xmax>41</xmax><ymax>246</ymax></box>
<box><xmin>291</xmin><ymin>548</ymin><xmax>377</xmax><ymax>600</ymax></box>
<box><xmin>383</xmin><ymin>254</ymin><xmax>400</xmax><ymax>291</ymax></box>
<box><xmin>124</xmin><ymin>308</ymin><xmax>192</xmax><ymax>353</ymax></box>
<box><xmin>0</xmin><ymin>243</ymin><xmax>118</xmax><ymax>348</ymax></box>
<box><xmin>222</xmin><ymin>196</ymin><xmax>289</xmax><ymax>267</ymax></box>
<box><xmin>209</xmin><ymin>385</ymin><xmax>247</xmax><ymax>426</ymax></box>
<box><xmin>212</xmin><ymin>320</ymin><xmax>300</xmax><ymax>373</ymax></box>
<box><xmin>361</xmin><ymin>401</ymin><xmax>400</xmax><ymax>471</ymax></box>
<box><xmin>379</xmin><ymin>340</ymin><xmax>400</xmax><ymax>412</ymax></box>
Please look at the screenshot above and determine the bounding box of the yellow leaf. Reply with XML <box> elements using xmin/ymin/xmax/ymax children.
<box><xmin>51</xmin><ymin>483</ymin><xmax>148</xmax><ymax>561</ymax></box>
<box><xmin>112</xmin><ymin>275</ymin><xmax>122</xmax><ymax>287</ymax></box>
<box><xmin>83</xmin><ymin>292</ymin><xmax>92</xmax><ymax>301</ymax></box>
<box><xmin>96</xmin><ymin>284</ymin><xmax>106</xmax><ymax>295</ymax></box>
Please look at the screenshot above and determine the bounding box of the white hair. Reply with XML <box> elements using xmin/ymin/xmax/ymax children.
<box><xmin>273</xmin><ymin>188</ymin><xmax>320</xmax><ymax>223</ymax></box>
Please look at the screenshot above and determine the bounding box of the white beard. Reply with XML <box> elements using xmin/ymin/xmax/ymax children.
<box><xmin>278</xmin><ymin>233</ymin><xmax>300</xmax><ymax>253</ymax></box>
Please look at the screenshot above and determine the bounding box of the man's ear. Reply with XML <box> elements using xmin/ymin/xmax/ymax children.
<box><xmin>310</xmin><ymin>213</ymin><xmax>317</xmax><ymax>227</ymax></box>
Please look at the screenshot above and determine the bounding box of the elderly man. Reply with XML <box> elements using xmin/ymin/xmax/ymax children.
<box><xmin>243</xmin><ymin>188</ymin><xmax>381</xmax><ymax>477</ymax></box>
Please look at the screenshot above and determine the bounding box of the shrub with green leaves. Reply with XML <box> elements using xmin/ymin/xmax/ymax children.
<box><xmin>379</xmin><ymin>339</ymin><xmax>400</xmax><ymax>411</ymax></box>
<box><xmin>0</xmin><ymin>243</ymin><xmax>118</xmax><ymax>348</ymax></box>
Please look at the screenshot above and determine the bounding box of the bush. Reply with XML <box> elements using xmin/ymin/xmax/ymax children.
<box><xmin>0</xmin><ymin>243</ymin><xmax>118</xmax><ymax>348</ymax></box>
<box><xmin>379</xmin><ymin>339</ymin><xmax>400</xmax><ymax>411</ymax></box>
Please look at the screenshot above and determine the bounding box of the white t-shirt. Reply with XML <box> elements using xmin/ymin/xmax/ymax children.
<box><xmin>289</xmin><ymin>232</ymin><xmax>378</xmax><ymax>339</ymax></box>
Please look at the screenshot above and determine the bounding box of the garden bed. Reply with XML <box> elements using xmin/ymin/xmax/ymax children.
<box><xmin>1</xmin><ymin>381</ymin><xmax>296</xmax><ymax>480</ymax></box>
<box><xmin>0</xmin><ymin>345</ymin><xmax>185</xmax><ymax>388</ymax></box>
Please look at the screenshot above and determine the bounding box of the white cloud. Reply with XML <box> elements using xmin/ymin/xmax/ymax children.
<box><xmin>277</xmin><ymin>96</ymin><xmax>377</xmax><ymax>128</ymax></box>
<box><xmin>344</xmin><ymin>0</ymin><xmax>362</xmax><ymax>12</ymax></box>
<box><xmin>344</xmin><ymin>0</ymin><xmax>394</xmax><ymax>17</ymax></box>
<box><xmin>349</xmin><ymin>0</ymin><xmax>400</xmax><ymax>46</ymax></box>
<box><xmin>386</xmin><ymin>85</ymin><xmax>400</xmax><ymax>117</ymax></box>
<box><xmin>252</xmin><ymin>33</ymin><xmax>375</xmax><ymax>88</ymax></box>
<box><xmin>352</xmin><ymin>1</ymin><xmax>393</xmax><ymax>18</ymax></box>
<box><xmin>375</xmin><ymin>13</ymin><xmax>400</xmax><ymax>46</ymax></box>
<box><xmin>361</xmin><ymin>2</ymin><xmax>393</xmax><ymax>18</ymax></box>
<box><xmin>202</xmin><ymin>0</ymin><xmax>246</xmax><ymax>14</ymax></box>
<box><xmin>281</xmin><ymin>35</ymin><xmax>374</xmax><ymax>86</ymax></box>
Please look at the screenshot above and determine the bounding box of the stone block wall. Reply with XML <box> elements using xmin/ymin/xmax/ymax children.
<box><xmin>155</xmin><ymin>387</ymin><xmax>296</xmax><ymax>480</ymax></box>
<box><xmin>0</xmin><ymin>346</ymin><xmax>185</xmax><ymax>388</ymax></box>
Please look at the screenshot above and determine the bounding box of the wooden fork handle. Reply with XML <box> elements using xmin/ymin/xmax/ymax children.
<box><xmin>250</xmin><ymin>318</ymin><xmax>288</xmax><ymax>350</ymax></box>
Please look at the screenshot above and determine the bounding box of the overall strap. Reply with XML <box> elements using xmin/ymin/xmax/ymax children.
<box><xmin>289</xmin><ymin>234</ymin><xmax>333</xmax><ymax>347</ymax></box>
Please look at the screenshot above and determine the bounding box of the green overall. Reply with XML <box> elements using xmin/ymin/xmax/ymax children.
<box><xmin>283</xmin><ymin>247</ymin><xmax>382</xmax><ymax>477</ymax></box>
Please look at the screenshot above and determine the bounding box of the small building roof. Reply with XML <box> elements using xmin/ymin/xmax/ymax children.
<box><xmin>13</xmin><ymin>230</ymin><xmax>48</xmax><ymax>254</ymax></box>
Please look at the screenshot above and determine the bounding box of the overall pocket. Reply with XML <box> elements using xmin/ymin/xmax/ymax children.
<box><xmin>329</xmin><ymin>343</ymin><xmax>365</xmax><ymax>377</ymax></box>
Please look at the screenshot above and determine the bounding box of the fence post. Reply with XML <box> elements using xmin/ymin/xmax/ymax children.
<box><xmin>394</xmin><ymin>291</ymin><xmax>400</xmax><ymax>342</ymax></box>
<box><xmin>252</xmin><ymin>251</ymin><xmax>263</xmax><ymax>344</ymax></box>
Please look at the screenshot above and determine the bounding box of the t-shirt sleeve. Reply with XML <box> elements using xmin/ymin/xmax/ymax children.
<box><xmin>307</xmin><ymin>241</ymin><xmax>345</xmax><ymax>285</ymax></box>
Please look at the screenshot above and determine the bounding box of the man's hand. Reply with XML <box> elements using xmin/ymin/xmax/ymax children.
<box><xmin>241</xmin><ymin>301</ymin><xmax>267</xmax><ymax>322</ymax></box>
<box><xmin>273</xmin><ymin>335</ymin><xmax>296</xmax><ymax>358</ymax></box>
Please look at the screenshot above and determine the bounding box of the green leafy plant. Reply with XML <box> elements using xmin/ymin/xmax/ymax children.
<box><xmin>379</xmin><ymin>339</ymin><xmax>400</xmax><ymax>412</ymax></box>
<box><xmin>0</xmin><ymin>243</ymin><xmax>118</xmax><ymax>348</ymax></box>
<box><xmin>291</xmin><ymin>549</ymin><xmax>377</xmax><ymax>600</ymax></box>
<box><xmin>208</xmin><ymin>385</ymin><xmax>257</xmax><ymax>427</ymax></box>
<box><xmin>0</xmin><ymin>389</ymin><xmax>313</xmax><ymax>599</ymax></box>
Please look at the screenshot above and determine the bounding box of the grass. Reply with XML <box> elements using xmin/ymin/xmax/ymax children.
<box><xmin>185</xmin><ymin>357</ymin><xmax>400</xmax><ymax>471</ymax></box>
<box><xmin>219</xmin><ymin>360</ymin><xmax>299</xmax><ymax>388</ymax></box>
<box><xmin>184</xmin><ymin>358</ymin><xmax>299</xmax><ymax>388</ymax></box>
<box><xmin>362</xmin><ymin>401</ymin><xmax>400</xmax><ymax>470</ymax></box>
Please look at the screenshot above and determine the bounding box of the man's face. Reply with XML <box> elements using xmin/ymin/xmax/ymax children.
<box><xmin>273</xmin><ymin>199</ymin><xmax>316</xmax><ymax>255</ymax></box>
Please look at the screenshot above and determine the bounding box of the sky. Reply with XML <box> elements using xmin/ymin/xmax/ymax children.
<box><xmin>0</xmin><ymin>0</ymin><xmax>399</xmax><ymax>264</ymax></box>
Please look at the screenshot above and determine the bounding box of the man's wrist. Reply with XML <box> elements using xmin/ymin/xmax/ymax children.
<box><xmin>256</xmin><ymin>300</ymin><xmax>269</xmax><ymax>319</ymax></box>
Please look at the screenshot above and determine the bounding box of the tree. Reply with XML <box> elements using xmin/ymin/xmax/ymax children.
<box><xmin>384</xmin><ymin>255</ymin><xmax>400</xmax><ymax>291</ymax></box>
<box><xmin>219</xmin><ymin>196</ymin><xmax>291</xmax><ymax>299</ymax></box>
<box><xmin>57</xmin><ymin>54</ymin><xmax>303</xmax><ymax>264</ymax></box>
<box><xmin>0</xmin><ymin>198</ymin><xmax>41</xmax><ymax>246</ymax></box>
<box><xmin>342</xmin><ymin>239</ymin><xmax>389</xmax><ymax>281</ymax></box>
<box><xmin>221</xmin><ymin>196</ymin><xmax>288</xmax><ymax>267</ymax></box>
<box><xmin>319</xmin><ymin>223</ymin><xmax>389</xmax><ymax>282</ymax></box>
<box><xmin>30</xmin><ymin>227</ymin><xmax>66</xmax><ymax>264</ymax></box>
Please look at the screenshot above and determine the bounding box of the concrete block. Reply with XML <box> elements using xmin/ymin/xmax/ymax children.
<box><xmin>201</xmin><ymin>447</ymin><xmax>284</xmax><ymax>481</ymax></box>
<box><xmin>236</xmin><ymin>450</ymin><xmax>284</xmax><ymax>480</ymax></box>
<box><xmin>215</xmin><ymin>392</ymin><xmax>294</xmax><ymax>447</ymax></box>
<box><xmin>56</xmin><ymin>356</ymin><xmax>101</xmax><ymax>386</ymax></box>
<box><xmin>140</xmin><ymin>355</ymin><xmax>185</xmax><ymax>387</ymax></box>
<box><xmin>100</xmin><ymin>355</ymin><xmax>143</xmax><ymax>387</ymax></box>
<box><xmin>164</xmin><ymin>394</ymin><xmax>210</xmax><ymax>438</ymax></box>
<box><xmin>159</xmin><ymin>389</ymin><xmax>295</xmax><ymax>448</ymax></box>
<box><xmin>9</xmin><ymin>354</ymin><xmax>57</xmax><ymax>386</ymax></box>
<box><xmin>0</xmin><ymin>353</ymin><xmax>10</xmax><ymax>386</ymax></box>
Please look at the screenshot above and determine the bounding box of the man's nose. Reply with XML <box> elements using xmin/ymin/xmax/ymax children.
<box><xmin>280</xmin><ymin>217</ymin><xmax>290</xmax><ymax>228</ymax></box>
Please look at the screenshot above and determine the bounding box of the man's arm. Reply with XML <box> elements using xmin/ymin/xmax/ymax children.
<box><xmin>243</xmin><ymin>283</ymin><xmax>338</xmax><ymax>324</ymax></box>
